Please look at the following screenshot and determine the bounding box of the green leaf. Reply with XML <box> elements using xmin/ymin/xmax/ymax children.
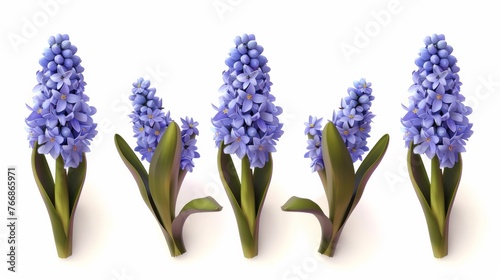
<box><xmin>54</xmin><ymin>156</ymin><xmax>70</xmax><ymax>235</ymax></box>
<box><xmin>240</xmin><ymin>155</ymin><xmax>256</xmax><ymax>233</ymax></box>
<box><xmin>65</xmin><ymin>154</ymin><xmax>87</xmax><ymax>252</ymax></box>
<box><xmin>67</xmin><ymin>154</ymin><xmax>87</xmax><ymax>218</ymax></box>
<box><xmin>31</xmin><ymin>145</ymin><xmax>68</xmax><ymax>256</ymax></box>
<box><xmin>217</xmin><ymin>144</ymin><xmax>253</xmax><ymax>252</ymax></box>
<box><xmin>348</xmin><ymin>134</ymin><xmax>390</xmax><ymax>217</ymax></box>
<box><xmin>171</xmin><ymin>196</ymin><xmax>223</xmax><ymax>247</ymax></box>
<box><xmin>251</xmin><ymin>154</ymin><xmax>273</xmax><ymax>241</ymax></box>
<box><xmin>407</xmin><ymin>144</ymin><xmax>442</xmax><ymax>240</ymax></box>
<box><xmin>149</xmin><ymin>122</ymin><xmax>182</xmax><ymax>232</ymax></box>
<box><xmin>32</xmin><ymin>143</ymin><xmax>55</xmax><ymax>204</ymax></box>
<box><xmin>322</xmin><ymin>122</ymin><xmax>355</xmax><ymax>231</ymax></box>
<box><xmin>443</xmin><ymin>153</ymin><xmax>462</xmax><ymax>218</ymax></box>
<box><xmin>114</xmin><ymin>134</ymin><xmax>162</xmax><ymax>225</ymax></box>
<box><xmin>281</xmin><ymin>196</ymin><xmax>333</xmax><ymax>245</ymax></box>
<box><xmin>159</xmin><ymin>224</ymin><xmax>184</xmax><ymax>257</ymax></box>
<box><xmin>253</xmin><ymin>154</ymin><xmax>272</xmax><ymax>219</ymax></box>
<box><xmin>430</xmin><ymin>156</ymin><xmax>445</xmax><ymax>235</ymax></box>
<box><xmin>217</xmin><ymin>143</ymin><xmax>241</xmax><ymax>205</ymax></box>
<box><xmin>408</xmin><ymin>142</ymin><xmax>430</xmax><ymax>204</ymax></box>
<box><xmin>178</xmin><ymin>168</ymin><xmax>188</xmax><ymax>188</ymax></box>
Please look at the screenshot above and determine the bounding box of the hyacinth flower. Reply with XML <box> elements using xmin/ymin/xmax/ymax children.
<box><xmin>282</xmin><ymin>79</ymin><xmax>389</xmax><ymax>257</ymax></box>
<box><xmin>26</xmin><ymin>34</ymin><xmax>98</xmax><ymax>258</ymax></box>
<box><xmin>115</xmin><ymin>78</ymin><xmax>222</xmax><ymax>257</ymax></box>
<box><xmin>212</xmin><ymin>33</ymin><xmax>284</xmax><ymax>258</ymax></box>
<box><xmin>402</xmin><ymin>34</ymin><xmax>473</xmax><ymax>258</ymax></box>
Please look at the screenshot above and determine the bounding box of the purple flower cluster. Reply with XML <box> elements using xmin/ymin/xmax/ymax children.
<box><xmin>212</xmin><ymin>34</ymin><xmax>283</xmax><ymax>168</ymax></box>
<box><xmin>401</xmin><ymin>34</ymin><xmax>473</xmax><ymax>168</ymax></box>
<box><xmin>304</xmin><ymin>116</ymin><xmax>325</xmax><ymax>172</ymax></box>
<box><xmin>304</xmin><ymin>79</ymin><xmax>375</xmax><ymax>171</ymax></box>
<box><xmin>26</xmin><ymin>34</ymin><xmax>97</xmax><ymax>168</ymax></box>
<box><xmin>333</xmin><ymin>79</ymin><xmax>375</xmax><ymax>162</ymax></box>
<box><xmin>129</xmin><ymin>78</ymin><xmax>199</xmax><ymax>171</ymax></box>
<box><xmin>180</xmin><ymin>117</ymin><xmax>200</xmax><ymax>172</ymax></box>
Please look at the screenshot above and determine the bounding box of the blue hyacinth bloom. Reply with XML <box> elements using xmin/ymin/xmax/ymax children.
<box><xmin>401</xmin><ymin>34</ymin><xmax>473</xmax><ymax>168</ymax></box>
<box><xmin>26</xmin><ymin>34</ymin><xmax>97</xmax><ymax>168</ymax></box>
<box><xmin>128</xmin><ymin>78</ymin><xmax>199</xmax><ymax>171</ymax></box>
<box><xmin>304</xmin><ymin>78</ymin><xmax>376</xmax><ymax>170</ymax></box>
<box><xmin>212</xmin><ymin>34</ymin><xmax>283</xmax><ymax>168</ymax></box>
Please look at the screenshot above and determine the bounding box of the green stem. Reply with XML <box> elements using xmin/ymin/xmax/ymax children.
<box><xmin>55</xmin><ymin>234</ymin><xmax>72</xmax><ymax>258</ymax></box>
<box><xmin>430</xmin><ymin>156</ymin><xmax>445</xmax><ymax>235</ymax></box>
<box><xmin>321</xmin><ymin>227</ymin><xmax>344</xmax><ymax>257</ymax></box>
<box><xmin>162</xmin><ymin>227</ymin><xmax>185</xmax><ymax>257</ymax></box>
<box><xmin>241</xmin><ymin>156</ymin><xmax>256</xmax><ymax>235</ymax></box>
<box><xmin>55</xmin><ymin>156</ymin><xmax>70</xmax><ymax>236</ymax></box>
<box><xmin>242</xmin><ymin>238</ymin><xmax>258</xmax><ymax>258</ymax></box>
<box><xmin>429</xmin><ymin>228</ymin><xmax>448</xmax><ymax>258</ymax></box>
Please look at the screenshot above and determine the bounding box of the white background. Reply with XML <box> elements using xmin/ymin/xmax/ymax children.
<box><xmin>1</xmin><ymin>0</ymin><xmax>499</xmax><ymax>279</ymax></box>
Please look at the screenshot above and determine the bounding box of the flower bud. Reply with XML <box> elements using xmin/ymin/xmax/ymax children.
<box><xmin>436</xmin><ymin>126</ymin><xmax>447</xmax><ymax>137</ymax></box>
<box><xmin>247</xmin><ymin>40</ymin><xmax>257</xmax><ymax>49</ymax></box>
<box><xmin>430</xmin><ymin>54</ymin><xmax>440</xmax><ymax>64</ymax></box>
<box><xmin>431</xmin><ymin>34</ymin><xmax>439</xmax><ymax>44</ymax></box>
<box><xmin>247</xmin><ymin>127</ymin><xmax>257</xmax><ymax>137</ymax></box>
<box><xmin>233</xmin><ymin>61</ymin><xmax>243</xmax><ymax>71</ymax></box>
<box><xmin>39</xmin><ymin>58</ymin><xmax>49</xmax><ymax>67</ymax></box>
<box><xmin>225</xmin><ymin>57</ymin><xmax>235</xmax><ymax>67</ymax></box>
<box><xmin>358</xmin><ymin>94</ymin><xmax>369</xmax><ymax>104</ymax></box>
<box><xmin>237</xmin><ymin>44</ymin><xmax>247</xmax><ymax>54</ymax></box>
<box><xmin>234</xmin><ymin>36</ymin><xmax>242</xmax><ymax>46</ymax></box>
<box><xmin>135</xmin><ymin>95</ymin><xmax>146</xmax><ymax>104</ymax></box>
<box><xmin>61</xmin><ymin>40</ymin><xmax>71</xmax><ymax>49</ymax></box>
<box><xmin>415</xmin><ymin>58</ymin><xmax>424</xmax><ymax>67</ymax></box>
<box><xmin>48</xmin><ymin>35</ymin><xmax>56</xmax><ymax>45</ymax></box>
<box><xmin>75</xmin><ymin>65</ymin><xmax>84</xmax><ymax>73</ymax></box>
<box><xmin>51</xmin><ymin>44</ymin><xmax>61</xmax><ymax>54</ymax></box>
<box><xmin>47</xmin><ymin>61</ymin><xmax>57</xmax><ymax>71</ymax></box>
<box><xmin>62</xmin><ymin>49</ymin><xmax>73</xmax><ymax>58</ymax></box>
<box><xmin>423</xmin><ymin>61</ymin><xmax>433</xmax><ymax>72</ymax></box>
<box><xmin>437</xmin><ymin>40</ymin><xmax>447</xmax><ymax>49</ymax></box>
<box><xmin>54</xmin><ymin>54</ymin><xmax>64</xmax><ymax>64</ymax></box>
<box><xmin>445</xmin><ymin>45</ymin><xmax>453</xmax><ymax>54</ymax></box>
<box><xmin>240</xmin><ymin>54</ymin><xmax>250</xmax><ymax>64</ymax></box>
<box><xmin>256</xmin><ymin>45</ymin><xmax>264</xmax><ymax>54</ymax></box>
<box><xmin>61</xmin><ymin>127</ymin><xmax>72</xmax><ymax>137</ymax></box>
<box><xmin>71</xmin><ymin>56</ymin><xmax>81</xmax><ymax>67</ymax></box>
<box><xmin>427</xmin><ymin>44</ymin><xmax>437</xmax><ymax>54</ymax></box>
<box><xmin>250</xmin><ymin>58</ymin><xmax>259</xmax><ymax>69</ymax></box>
<box><xmin>424</xmin><ymin>36</ymin><xmax>432</xmax><ymax>45</ymax></box>
<box><xmin>438</xmin><ymin>49</ymin><xmax>448</xmax><ymax>58</ymax></box>
<box><xmin>44</xmin><ymin>49</ymin><xmax>55</xmax><ymax>60</ymax></box>
<box><xmin>248</xmin><ymin>49</ymin><xmax>259</xmax><ymax>58</ymax></box>
<box><xmin>241</xmin><ymin>34</ymin><xmax>249</xmax><ymax>44</ymax></box>
<box><xmin>55</xmin><ymin>34</ymin><xmax>63</xmax><ymax>44</ymax></box>
<box><xmin>64</xmin><ymin>58</ymin><xmax>73</xmax><ymax>69</ymax></box>
<box><xmin>447</xmin><ymin>55</ymin><xmax>457</xmax><ymax>66</ymax></box>
<box><xmin>349</xmin><ymin>90</ymin><xmax>357</xmax><ymax>99</ymax></box>
<box><xmin>419</xmin><ymin>49</ymin><xmax>431</xmax><ymax>60</ymax></box>
<box><xmin>233</xmin><ymin>60</ymin><xmax>243</xmax><ymax>71</ymax></box>
<box><xmin>258</xmin><ymin>55</ymin><xmax>268</xmax><ymax>67</ymax></box>
<box><xmin>439</xmin><ymin>59</ymin><xmax>449</xmax><ymax>69</ymax></box>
